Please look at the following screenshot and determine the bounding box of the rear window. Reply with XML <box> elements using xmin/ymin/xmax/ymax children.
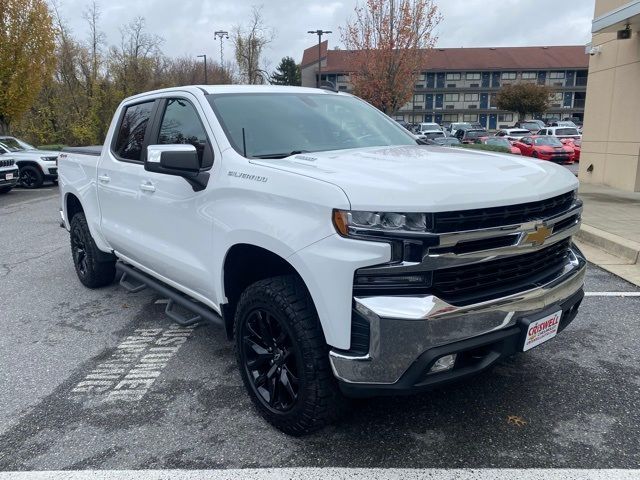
<box><xmin>555</xmin><ymin>128</ymin><xmax>579</xmax><ymax>136</ymax></box>
<box><xmin>510</xmin><ymin>130</ymin><xmax>530</xmax><ymax>136</ymax></box>
<box><xmin>113</xmin><ymin>101</ymin><xmax>155</xmax><ymax>161</ymax></box>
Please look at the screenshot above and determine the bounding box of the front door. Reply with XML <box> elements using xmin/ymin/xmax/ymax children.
<box><xmin>489</xmin><ymin>114</ymin><xmax>497</xmax><ymax>130</ymax></box>
<box><xmin>136</xmin><ymin>95</ymin><xmax>218</xmax><ymax>300</ymax></box>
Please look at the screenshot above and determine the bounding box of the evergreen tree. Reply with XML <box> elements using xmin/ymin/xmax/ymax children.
<box><xmin>271</xmin><ymin>57</ymin><xmax>301</xmax><ymax>86</ymax></box>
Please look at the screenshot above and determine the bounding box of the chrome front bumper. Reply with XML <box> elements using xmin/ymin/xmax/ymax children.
<box><xmin>329</xmin><ymin>246</ymin><xmax>587</xmax><ymax>385</ymax></box>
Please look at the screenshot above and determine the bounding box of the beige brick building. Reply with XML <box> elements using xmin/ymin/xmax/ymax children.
<box><xmin>579</xmin><ymin>0</ymin><xmax>640</xmax><ymax>191</ymax></box>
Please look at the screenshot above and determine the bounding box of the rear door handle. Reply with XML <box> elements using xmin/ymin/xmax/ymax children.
<box><xmin>139</xmin><ymin>182</ymin><xmax>156</xmax><ymax>192</ymax></box>
<box><xmin>98</xmin><ymin>175</ymin><xmax>110</xmax><ymax>183</ymax></box>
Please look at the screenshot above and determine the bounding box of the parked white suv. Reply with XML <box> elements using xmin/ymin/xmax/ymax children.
<box><xmin>537</xmin><ymin>127</ymin><xmax>582</xmax><ymax>141</ymax></box>
<box><xmin>58</xmin><ymin>85</ymin><xmax>586</xmax><ymax>435</ymax></box>
<box><xmin>0</xmin><ymin>136</ymin><xmax>59</xmax><ymax>188</ymax></box>
<box><xmin>0</xmin><ymin>151</ymin><xmax>19</xmax><ymax>194</ymax></box>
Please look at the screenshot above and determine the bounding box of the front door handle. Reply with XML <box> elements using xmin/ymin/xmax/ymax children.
<box><xmin>139</xmin><ymin>182</ymin><xmax>156</xmax><ymax>192</ymax></box>
<box><xmin>98</xmin><ymin>175</ymin><xmax>110</xmax><ymax>183</ymax></box>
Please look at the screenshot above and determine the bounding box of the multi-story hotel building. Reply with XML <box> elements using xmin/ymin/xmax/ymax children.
<box><xmin>301</xmin><ymin>42</ymin><xmax>589</xmax><ymax>129</ymax></box>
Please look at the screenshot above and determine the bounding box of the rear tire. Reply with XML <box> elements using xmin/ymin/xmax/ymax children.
<box><xmin>234</xmin><ymin>275</ymin><xmax>348</xmax><ymax>436</ymax></box>
<box><xmin>70</xmin><ymin>213</ymin><xmax>116</xmax><ymax>288</ymax></box>
<box><xmin>0</xmin><ymin>186</ymin><xmax>12</xmax><ymax>194</ymax></box>
<box><xmin>19</xmin><ymin>165</ymin><xmax>43</xmax><ymax>189</ymax></box>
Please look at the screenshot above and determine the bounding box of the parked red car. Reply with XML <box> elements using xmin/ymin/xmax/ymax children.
<box><xmin>476</xmin><ymin>137</ymin><xmax>521</xmax><ymax>155</ymax></box>
<box><xmin>512</xmin><ymin>136</ymin><xmax>574</xmax><ymax>164</ymax></box>
<box><xmin>561</xmin><ymin>138</ymin><xmax>581</xmax><ymax>162</ymax></box>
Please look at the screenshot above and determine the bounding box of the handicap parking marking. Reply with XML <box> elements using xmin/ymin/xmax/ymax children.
<box><xmin>70</xmin><ymin>324</ymin><xmax>196</xmax><ymax>402</ymax></box>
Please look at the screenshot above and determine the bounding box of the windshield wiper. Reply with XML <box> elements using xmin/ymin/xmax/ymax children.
<box><xmin>252</xmin><ymin>150</ymin><xmax>309</xmax><ymax>159</ymax></box>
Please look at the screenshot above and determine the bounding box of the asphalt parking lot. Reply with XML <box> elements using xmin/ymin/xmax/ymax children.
<box><xmin>1</xmin><ymin>185</ymin><xmax>639</xmax><ymax>475</ymax></box>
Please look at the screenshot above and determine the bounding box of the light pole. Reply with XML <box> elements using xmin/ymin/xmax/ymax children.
<box><xmin>214</xmin><ymin>30</ymin><xmax>229</xmax><ymax>66</ymax></box>
<box><xmin>308</xmin><ymin>30</ymin><xmax>331</xmax><ymax>88</ymax></box>
<box><xmin>197</xmin><ymin>54</ymin><xmax>208</xmax><ymax>84</ymax></box>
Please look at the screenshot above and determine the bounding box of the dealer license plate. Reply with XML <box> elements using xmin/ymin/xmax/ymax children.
<box><xmin>5</xmin><ymin>173</ymin><xmax>13</xmax><ymax>180</ymax></box>
<box><xmin>523</xmin><ymin>310</ymin><xmax>562</xmax><ymax>351</ymax></box>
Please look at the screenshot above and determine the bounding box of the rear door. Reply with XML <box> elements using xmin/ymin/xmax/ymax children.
<box><xmin>97</xmin><ymin>99</ymin><xmax>158</xmax><ymax>260</ymax></box>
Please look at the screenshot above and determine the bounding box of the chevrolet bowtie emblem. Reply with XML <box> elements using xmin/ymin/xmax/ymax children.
<box><xmin>525</xmin><ymin>225</ymin><xmax>553</xmax><ymax>246</ymax></box>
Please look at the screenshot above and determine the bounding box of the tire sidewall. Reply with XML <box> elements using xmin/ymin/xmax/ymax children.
<box><xmin>70</xmin><ymin>214</ymin><xmax>93</xmax><ymax>284</ymax></box>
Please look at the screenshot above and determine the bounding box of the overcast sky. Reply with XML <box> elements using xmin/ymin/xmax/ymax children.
<box><xmin>55</xmin><ymin>0</ymin><xmax>595</xmax><ymax>71</ymax></box>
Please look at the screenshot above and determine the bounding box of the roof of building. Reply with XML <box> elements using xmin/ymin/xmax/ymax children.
<box><xmin>301</xmin><ymin>43</ymin><xmax>589</xmax><ymax>73</ymax></box>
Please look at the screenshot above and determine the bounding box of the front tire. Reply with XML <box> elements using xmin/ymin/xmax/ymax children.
<box><xmin>234</xmin><ymin>275</ymin><xmax>347</xmax><ymax>436</ymax></box>
<box><xmin>19</xmin><ymin>165</ymin><xmax>43</xmax><ymax>189</ymax></box>
<box><xmin>70</xmin><ymin>213</ymin><xmax>116</xmax><ymax>288</ymax></box>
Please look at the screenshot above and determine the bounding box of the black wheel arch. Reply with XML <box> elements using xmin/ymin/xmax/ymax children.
<box><xmin>222</xmin><ymin>244</ymin><xmax>306</xmax><ymax>340</ymax></box>
<box><xmin>15</xmin><ymin>160</ymin><xmax>44</xmax><ymax>173</ymax></box>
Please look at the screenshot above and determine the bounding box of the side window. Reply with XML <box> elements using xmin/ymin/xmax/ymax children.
<box><xmin>158</xmin><ymin>98</ymin><xmax>212</xmax><ymax>168</ymax></box>
<box><xmin>539</xmin><ymin>129</ymin><xmax>546</xmax><ymax>135</ymax></box>
<box><xmin>114</xmin><ymin>101</ymin><xmax>155</xmax><ymax>162</ymax></box>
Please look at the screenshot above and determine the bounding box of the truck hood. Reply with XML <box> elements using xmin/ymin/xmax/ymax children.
<box><xmin>251</xmin><ymin>145</ymin><xmax>578</xmax><ymax>211</ymax></box>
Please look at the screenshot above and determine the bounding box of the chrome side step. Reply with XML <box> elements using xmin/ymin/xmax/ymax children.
<box><xmin>115</xmin><ymin>261</ymin><xmax>223</xmax><ymax>327</ymax></box>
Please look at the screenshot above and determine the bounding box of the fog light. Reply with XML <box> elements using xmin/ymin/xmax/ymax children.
<box><xmin>429</xmin><ymin>354</ymin><xmax>457</xmax><ymax>374</ymax></box>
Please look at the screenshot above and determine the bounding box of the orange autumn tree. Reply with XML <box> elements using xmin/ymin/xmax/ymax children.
<box><xmin>341</xmin><ymin>0</ymin><xmax>441</xmax><ymax>114</ymax></box>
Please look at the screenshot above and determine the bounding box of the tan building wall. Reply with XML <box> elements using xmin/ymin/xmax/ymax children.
<box><xmin>579</xmin><ymin>0</ymin><xmax>640</xmax><ymax>192</ymax></box>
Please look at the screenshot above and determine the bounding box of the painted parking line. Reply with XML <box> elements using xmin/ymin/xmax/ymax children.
<box><xmin>585</xmin><ymin>292</ymin><xmax>640</xmax><ymax>297</ymax></box>
<box><xmin>1</xmin><ymin>469</ymin><xmax>639</xmax><ymax>480</ymax></box>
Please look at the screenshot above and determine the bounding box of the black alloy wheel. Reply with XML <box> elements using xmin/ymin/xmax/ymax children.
<box><xmin>241</xmin><ymin>308</ymin><xmax>299</xmax><ymax>413</ymax></box>
<box><xmin>19</xmin><ymin>165</ymin><xmax>43</xmax><ymax>189</ymax></box>
<box><xmin>71</xmin><ymin>227</ymin><xmax>89</xmax><ymax>277</ymax></box>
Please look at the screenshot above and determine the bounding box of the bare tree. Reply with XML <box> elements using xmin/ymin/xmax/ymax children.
<box><xmin>82</xmin><ymin>1</ymin><xmax>106</xmax><ymax>84</ymax></box>
<box><xmin>233</xmin><ymin>6</ymin><xmax>273</xmax><ymax>84</ymax></box>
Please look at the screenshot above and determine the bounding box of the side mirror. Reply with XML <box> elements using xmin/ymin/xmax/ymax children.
<box><xmin>145</xmin><ymin>144</ymin><xmax>209</xmax><ymax>192</ymax></box>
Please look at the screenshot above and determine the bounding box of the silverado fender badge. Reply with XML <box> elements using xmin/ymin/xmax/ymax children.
<box><xmin>524</xmin><ymin>224</ymin><xmax>553</xmax><ymax>246</ymax></box>
<box><xmin>227</xmin><ymin>171</ymin><xmax>268</xmax><ymax>183</ymax></box>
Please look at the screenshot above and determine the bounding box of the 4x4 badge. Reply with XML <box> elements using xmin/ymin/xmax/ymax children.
<box><xmin>525</xmin><ymin>224</ymin><xmax>553</xmax><ymax>246</ymax></box>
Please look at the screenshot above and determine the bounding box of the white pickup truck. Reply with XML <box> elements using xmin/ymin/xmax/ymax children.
<box><xmin>59</xmin><ymin>85</ymin><xmax>586</xmax><ymax>435</ymax></box>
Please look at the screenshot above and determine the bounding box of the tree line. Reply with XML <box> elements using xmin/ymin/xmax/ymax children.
<box><xmin>1</xmin><ymin>1</ymin><xmax>294</xmax><ymax>147</ymax></box>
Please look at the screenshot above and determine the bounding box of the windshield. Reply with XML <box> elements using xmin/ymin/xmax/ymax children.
<box><xmin>555</xmin><ymin>128</ymin><xmax>579</xmax><ymax>136</ymax></box>
<box><xmin>419</xmin><ymin>123</ymin><xmax>439</xmax><ymax>131</ymax></box>
<box><xmin>509</xmin><ymin>130</ymin><xmax>530</xmax><ymax>136</ymax></box>
<box><xmin>0</xmin><ymin>137</ymin><xmax>34</xmax><ymax>151</ymax></box>
<box><xmin>486</xmin><ymin>138</ymin><xmax>510</xmax><ymax>147</ymax></box>
<box><xmin>207</xmin><ymin>92</ymin><xmax>417</xmax><ymax>158</ymax></box>
<box><xmin>520</xmin><ymin>123</ymin><xmax>539</xmax><ymax>131</ymax></box>
<box><xmin>423</xmin><ymin>131</ymin><xmax>444</xmax><ymax>139</ymax></box>
<box><xmin>534</xmin><ymin>137</ymin><xmax>563</xmax><ymax>146</ymax></box>
<box><xmin>465</xmin><ymin>130</ymin><xmax>483</xmax><ymax>139</ymax></box>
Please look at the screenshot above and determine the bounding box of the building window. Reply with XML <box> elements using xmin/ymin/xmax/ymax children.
<box><xmin>445</xmin><ymin>73</ymin><xmax>461</xmax><ymax>81</ymax></box>
<box><xmin>464</xmin><ymin>93</ymin><xmax>479</xmax><ymax>102</ymax></box>
<box><xmin>444</xmin><ymin>93</ymin><xmax>459</xmax><ymax>102</ymax></box>
<box><xmin>501</xmin><ymin>72</ymin><xmax>517</xmax><ymax>80</ymax></box>
<box><xmin>394</xmin><ymin>115</ymin><xmax>405</xmax><ymax>121</ymax></box>
<box><xmin>549</xmin><ymin>71</ymin><xmax>565</xmax><ymax>79</ymax></box>
<box><xmin>337</xmin><ymin>74</ymin><xmax>348</xmax><ymax>82</ymax></box>
<box><xmin>463</xmin><ymin>114</ymin><xmax>478</xmax><ymax>122</ymax></box>
<box><xmin>414</xmin><ymin>94</ymin><xmax>425</xmax><ymax>103</ymax></box>
<box><xmin>522</xmin><ymin>72</ymin><xmax>537</xmax><ymax>79</ymax></box>
<box><xmin>466</xmin><ymin>73</ymin><xmax>481</xmax><ymax>80</ymax></box>
<box><xmin>498</xmin><ymin>113</ymin><xmax>513</xmax><ymax>122</ymax></box>
<box><xmin>549</xmin><ymin>92</ymin><xmax>563</xmax><ymax>102</ymax></box>
<box><xmin>443</xmin><ymin>114</ymin><xmax>459</xmax><ymax>122</ymax></box>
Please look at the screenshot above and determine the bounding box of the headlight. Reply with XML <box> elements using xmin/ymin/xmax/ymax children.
<box><xmin>333</xmin><ymin>209</ymin><xmax>431</xmax><ymax>237</ymax></box>
<box><xmin>41</xmin><ymin>156</ymin><xmax>58</xmax><ymax>162</ymax></box>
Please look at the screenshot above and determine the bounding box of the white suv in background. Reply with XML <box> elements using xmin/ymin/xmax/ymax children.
<box><xmin>537</xmin><ymin>127</ymin><xmax>582</xmax><ymax>141</ymax></box>
<box><xmin>0</xmin><ymin>136</ymin><xmax>59</xmax><ymax>188</ymax></box>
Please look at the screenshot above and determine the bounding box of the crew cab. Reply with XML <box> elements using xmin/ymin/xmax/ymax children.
<box><xmin>59</xmin><ymin>85</ymin><xmax>586</xmax><ymax>435</ymax></box>
<box><xmin>0</xmin><ymin>136</ymin><xmax>59</xmax><ymax>188</ymax></box>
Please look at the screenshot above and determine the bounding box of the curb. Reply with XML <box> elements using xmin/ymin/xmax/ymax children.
<box><xmin>575</xmin><ymin>224</ymin><xmax>640</xmax><ymax>265</ymax></box>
